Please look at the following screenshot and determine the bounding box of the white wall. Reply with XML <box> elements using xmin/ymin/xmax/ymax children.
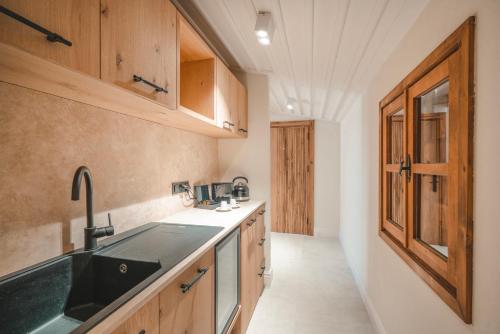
<box><xmin>270</xmin><ymin>113</ymin><xmax>341</xmax><ymax>237</ymax></box>
<box><xmin>313</xmin><ymin>121</ymin><xmax>340</xmax><ymax>237</ymax></box>
<box><xmin>339</xmin><ymin>1</ymin><xmax>500</xmax><ymax>333</ymax></box>
<box><xmin>218</xmin><ymin>73</ymin><xmax>272</xmax><ymax>271</ymax></box>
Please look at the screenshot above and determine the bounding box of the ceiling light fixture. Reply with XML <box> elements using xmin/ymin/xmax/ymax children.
<box><xmin>255</xmin><ymin>12</ymin><xmax>274</xmax><ymax>46</ymax></box>
<box><xmin>286</xmin><ymin>98</ymin><xmax>295</xmax><ymax>111</ymax></box>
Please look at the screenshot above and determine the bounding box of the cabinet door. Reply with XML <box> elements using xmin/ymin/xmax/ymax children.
<box><xmin>236</xmin><ymin>80</ymin><xmax>248</xmax><ymax>137</ymax></box>
<box><xmin>228</xmin><ymin>73</ymin><xmax>239</xmax><ymax>135</ymax></box>
<box><xmin>255</xmin><ymin>207</ymin><xmax>266</xmax><ymax>297</ymax></box>
<box><xmin>239</xmin><ymin>216</ymin><xmax>257</xmax><ymax>334</ymax></box>
<box><xmin>111</xmin><ymin>296</ymin><xmax>159</xmax><ymax>334</ymax></box>
<box><xmin>216</xmin><ymin>58</ymin><xmax>232</xmax><ymax>131</ymax></box>
<box><xmin>159</xmin><ymin>249</ymin><xmax>214</xmax><ymax>334</ymax></box>
<box><xmin>0</xmin><ymin>0</ymin><xmax>100</xmax><ymax>77</ymax></box>
<box><xmin>100</xmin><ymin>0</ymin><xmax>177</xmax><ymax>109</ymax></box>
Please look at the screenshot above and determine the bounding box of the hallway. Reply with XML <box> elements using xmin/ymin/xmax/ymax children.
<box><xmin>247</xmin><ymin>233</ymin><xmax>374</xmax><ymax>334</ymax></box>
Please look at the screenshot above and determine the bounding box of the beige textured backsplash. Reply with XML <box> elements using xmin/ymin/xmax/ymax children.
<box><xmin>0</xmin><ymin>82</ymin><xmax>219</xmax><ymax>276</ymax></box>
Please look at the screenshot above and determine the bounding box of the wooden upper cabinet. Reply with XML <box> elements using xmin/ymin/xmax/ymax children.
<box><xmin>216</xmin><ymin>59</ymin><xmax>247</xmax><ymax>136</ymax></box>
<box><xmin>159</xmin><ymin>249</ymin><xmax>214</xmax><ymax>334</ymax></box>
<box><xmin>0</xmin><ymin>0</ymin><xmax>100</xmax><ymax>77</ymax></box>
<box><xmin>110</xmin><ymin>296</ymin><xmax>159</xmax><ymax>334</ymax></box>
<box><xmin>236</xmin><ymin>79</ymin><xmax>248</xmax><ymax>137</ymax></box>
<box><xmin>216</xmin><ymin>58</ymin><xmax>232</xmax><ymax>130</ymax></box>
<box><xmin>100</xmin><ymin>0</ymin><xmax>177</xmax><ymax>110</ymax></box>
<box><xmin>179</xmin><ymin>14</ymin><xmax>216</xmax><ymax>120</ymax></box>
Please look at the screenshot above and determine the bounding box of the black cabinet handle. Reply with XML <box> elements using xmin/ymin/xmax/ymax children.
<box><xmin>180</xmin><ymin>267</ymin><xmax>208</xmax><ymax>293</ymax></box>
<box><xmin>258</xmin><ymin>209</ymin><xmax>266</xmax><ymax>215</ymax></box>
<box><xmin>0</xmin><ymin>6</ymin><xmax>72</xmax><ymax>46</ymax></box>
<box><xmin>258</xmin><ymin>238</ymin><xmax>265</xmax><ymax>246</ymax></box>
<box><xmin>223</xmin><ymin>121</ymin><xmax>235</xmax><ymax>130</ymax></box>
<box><xmin>238</xmin><ymin>128</ymin><xmax>248</xmax><ymax>133</ymax></box>
<box><xmin>247</xmin><ymin>218</ymin><xmax>256</xmax><ymax>226</ymax></box>
<box><xmin>138</xmin><ymin>330</ymin><xmax>145</xmax><ymax>334</ymax></box>
<box><xmin>258</xmin><ymin>266</ymin><xmax>266</xmax><ymax>277</ymax></box>
<box><xmin>133</xmin><ymin>75</ymin><xmax>168</xmax><ymax>93</ymax></box>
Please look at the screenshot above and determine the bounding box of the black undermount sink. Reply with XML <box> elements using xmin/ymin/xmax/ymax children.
<box><xmin>0</xmin><ymin>223</ymin><xmax>223</xmax><ymax>334</ymax></box>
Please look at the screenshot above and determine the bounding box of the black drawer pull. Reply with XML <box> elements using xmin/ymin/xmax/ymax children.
<box><xmin>0</xmin><ymin>6</ymin><xmax>72</xmax><ymax>46</ymax></box>
<box><xmin>238</xmin><ymin>128</ymin><xmax>248</xmax><ymax>133</ymax></box>
<box><xmin>180</xmin><ymin>267</ymin><xmax>208</xmax><ymax>293</ymax></box>
<box><xmin>258</xmin><ymin>209</ymin><xmax>266</xmax><ymax>215</ymax></box>
<box><xmin>133</xmin><ymin>75</ymin><xmax>168</xmax><ymax>93</ymax></box>
<box><xmin>258</xmin><ymin>238</ymin><xmax>265</xmax><ymax>246</ymax></box>
<box><xmin>258</xmin><ymin>266</ymin><xmax>266</xmax><ymax>277</ymax></box>
<box><xmin>223</xmin><ymin>121</ymin><xmax>235</xmax><ymax>130</ymax></box>
<box><xmin>138</xmin><ymin>330</ymin><xmax>145</xmax><ymax>334</ymax></box>
<box><xmin>247</xmin><ymin>218</ymin><xmax>256</xmax><ymax>226</ymax></box>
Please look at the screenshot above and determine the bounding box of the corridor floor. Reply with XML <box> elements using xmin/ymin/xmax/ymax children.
<box><xmin>247</xmin><ymin>233</ymin><xmax>374</xmax><ymax>334</ymax></box>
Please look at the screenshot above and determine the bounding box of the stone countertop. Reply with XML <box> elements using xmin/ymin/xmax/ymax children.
<box><xmin>87</xmin><ymin>200</ymin><xmax>265</xmax><ymax>334</ymax></box>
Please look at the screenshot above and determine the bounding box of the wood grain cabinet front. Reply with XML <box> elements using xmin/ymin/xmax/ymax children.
<box><xmin>0</xmin><ymin>0</ymin><xmax>100</xmax><ymax>77</ymax></box>
<box><xmin>100</xmin><ymin>0</ymin><xmax>177</xmax><ymax>110</ymax></box>
<box><xmin>239</xmin><ymin>214</ymin><xmax>259</xmax><ymax>334</ymax></box>
<box><xmin>159</xmin><ymin>249</ymin><xmax>214</xmax><ymax>334</ymax></box>
<box><xmin>111</xmin><ymin>296</ymin><xmax>160</xmax><ymax>334</ymax></box>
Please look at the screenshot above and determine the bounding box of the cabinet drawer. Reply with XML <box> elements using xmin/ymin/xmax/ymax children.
<box><xmin>0</xmin><ymin>0</ymin><xmax>100</xmax><ymax>77</ymax></box>
<box><xmin>159</xmin><ymin>249</ymin><xmax>214</xmax><ymax>334</ymax></box>
<box><xmin>111</xmin><ymin>296</ymin><xmax>159</xmax><ymax>334</ymax></box>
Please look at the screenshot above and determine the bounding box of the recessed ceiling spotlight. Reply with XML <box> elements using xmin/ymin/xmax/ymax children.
<box><xmin>286</xmin><ymin>98</ymin><xmax>295</xmax><ymax>111</ymax></box>
<box><xmin>255</xmin><ymin>12</ymin><xmax>274</xmax><ymax>46</ymax></box>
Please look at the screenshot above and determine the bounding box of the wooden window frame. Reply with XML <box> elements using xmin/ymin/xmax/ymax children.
<box><xmin>378</xmin><ymin>17</ymin><xmax>474</xmax><ymax>323</ymax></box>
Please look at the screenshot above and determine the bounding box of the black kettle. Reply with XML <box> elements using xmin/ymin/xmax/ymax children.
<box><xmin>232</xmin><ymin>176</ymin><xmax>250</xmax><ymax>201</ymax></box>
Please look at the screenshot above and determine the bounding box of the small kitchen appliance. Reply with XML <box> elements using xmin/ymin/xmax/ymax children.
<box><xmin>211</xmin><ymin>182</ymin><xmax>233</xmax><ymax>203</ymax></box>
<box><xmin>232</xmin><ymin>176</ymin><xmax>250</xmax><ymax>201</ymax></box>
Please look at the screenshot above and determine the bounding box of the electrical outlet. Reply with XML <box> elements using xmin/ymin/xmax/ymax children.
<box><xmin>172</xmin><ymin>181</ymin><xmax>190</xmax><ymax>195</ymax></box>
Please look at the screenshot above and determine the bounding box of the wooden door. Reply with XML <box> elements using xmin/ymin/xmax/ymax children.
<box><xmin>159</xmin><ymin>249</ymin><xmax>214</xmax><ymax>334</ymax></box>
<box><xmin>271</xmin><ymin>121</ymin><xmax>315</xmax><ymax>235</ymax></box>
<box><xmin>111</xmin><ymin>296</ymin><xmax>159</xmax><ymax>334</ymax></box>
<box><xmin>100</xmin><ymin>0</ymin><xmax>177</xmax><ymax>109</ymax></box>
<box><xmin>0</xmin><ymin>0</ymin><xmax>100</xmax><ymax>77</ymax></box>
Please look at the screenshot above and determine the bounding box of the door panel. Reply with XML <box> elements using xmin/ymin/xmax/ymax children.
<box><xmin>271</xmin><ymin>121</ymin><xmax>314</xmax><ymax>236</ymax></box>
<box><xmin>100</xmin><ymin>0</ymin><xmax>177</xmax><ymax>109</ymax></box>
<box><xmin>0</xmin><ymin>0</ymin><xmax>100</xmax><ymax>77</ymax></box>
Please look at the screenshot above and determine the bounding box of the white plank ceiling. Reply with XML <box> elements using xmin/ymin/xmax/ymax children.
<box><xmin>191</xmin><ymin>0</ymin><xmax>429</xmax><ymax>121</ymax></box>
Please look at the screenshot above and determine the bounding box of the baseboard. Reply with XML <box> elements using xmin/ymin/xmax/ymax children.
<box><xmin>263</xmin><ymin>266</ymin><xmax>273</xmax><ymax>287</ymax></box>
<box><xmin>339</xmin><ymin>240</ymin><xmax>387</xmax><ymax>334</ymax></box>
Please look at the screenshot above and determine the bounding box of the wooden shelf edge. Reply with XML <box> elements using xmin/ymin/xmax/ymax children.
<box><xmin>0</xmin><ymin>42</ymin><xmax>239</xmax><ymax>139</ymax></box>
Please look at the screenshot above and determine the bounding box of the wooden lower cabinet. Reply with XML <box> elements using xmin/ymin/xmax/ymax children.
<box><xmin>159</xmin><ymin>249</ymin><xmax>214</xmax><ymax>334</ymax></box>
<box><xmin>108</xmin><ymin>206</ymin><xmax>266</xmax><ymax>334</ymax></box>
<box><xmin>111</xmin><ymin>296</ymin><xmax>159</xmax><ymax>334</ymax></box>
<box><xmin>238</xmin><ymin>206</ymin><xmax>266</xmax><ymax>334</ymax></box>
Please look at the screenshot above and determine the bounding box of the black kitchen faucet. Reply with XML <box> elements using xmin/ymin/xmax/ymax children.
<box><xmin>71</xmin><ymin>166</ymin><xmax>114</xmax><ymax>250</ymax></box>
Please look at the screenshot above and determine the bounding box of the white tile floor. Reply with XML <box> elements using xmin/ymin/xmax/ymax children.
<box><xmin>247</xmin><ymin>233</ymin><xmax>374</xmax><ymax>334</ymax></box>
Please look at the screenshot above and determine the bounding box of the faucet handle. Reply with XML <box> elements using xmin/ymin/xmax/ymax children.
<box><xmin>105</xmin><ymin>212</ymin><xmax>115</xmax><ymax>236</ymax></box>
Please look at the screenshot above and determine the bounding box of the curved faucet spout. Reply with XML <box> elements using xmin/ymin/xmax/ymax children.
<box><xmin>71</xmin><ymin>166</ymin><xmax>113</xmax><ymax>250</ymax></box>
<box><xmin>71</xmin><ymin>166</ymin><xmax>94</xmax><ymax>230</ymax></box>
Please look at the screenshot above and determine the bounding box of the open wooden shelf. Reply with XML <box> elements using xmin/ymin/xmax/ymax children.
<box><xmin>0</xmin><ymin>42</ymin><xmax>239</xmax><ymax>138</ymax></box>
<box><xmin>179</xmin><ymin>14</ymin><xmax>217</xmax><ymax>121</ymax></box>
